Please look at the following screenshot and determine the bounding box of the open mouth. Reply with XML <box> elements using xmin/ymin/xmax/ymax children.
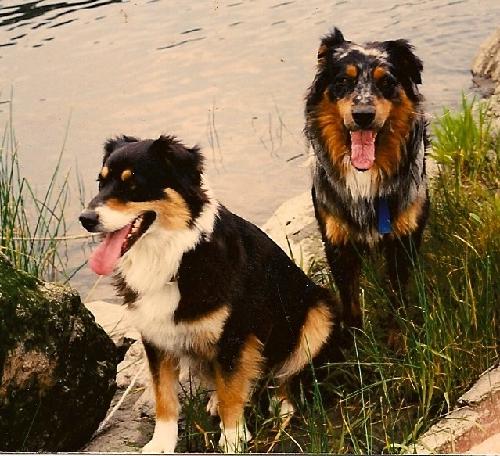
<box><xmin>89</xmin><ymin>211</ymin><xmax>156</xmax><ymax>276</ymax></box>
<box><xmin>347</xmin><ymin>130</ymin><xmax>378</xmax><ymax>171</ymax></box>
<box><xmin>121</xmin><ymin>211</ymin><xmax>156</xmax><ymax>255</ymax></box>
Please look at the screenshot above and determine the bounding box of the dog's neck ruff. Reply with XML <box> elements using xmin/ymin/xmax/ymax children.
<box><xmin>117</xmin><ymin>185</ymin><xmax>219</xmax><ymax>295</ymax></box>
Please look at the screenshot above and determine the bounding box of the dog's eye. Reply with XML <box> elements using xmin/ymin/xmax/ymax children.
<box><xmin>378</xmin><ymin>75</ymin><xmax>397</xmax><ymax>96</ymax></box>
<box><xmin>335</xmin><ymin>76</ymin><xmax>351</xmax><ymax>87</ymax></box>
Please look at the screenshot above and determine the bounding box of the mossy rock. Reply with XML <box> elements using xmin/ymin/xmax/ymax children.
<box><xmin>0</xmin><ymin>254</ymin><xmax>117</xmax><ymax>451</ymax></box>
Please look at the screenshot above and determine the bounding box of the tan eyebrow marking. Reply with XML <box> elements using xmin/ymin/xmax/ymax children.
<box><xmin>373</xmin><ymin>66</ymin><xmax>386</xmax><ymax>80</ymax></box>
<box><xmin>121</xmin><ymin>169</ymin><xmax>133</xmax><ymax>182</ymax></box>
<box><xmin>345</xmin><ymin>64</ymin><xmax>358</xmax><ymax>78</ymax></box>
<box><xmin>100</xmin><ymin>166</ymin><xmax>109</xmax><ymax>178</ymax></box>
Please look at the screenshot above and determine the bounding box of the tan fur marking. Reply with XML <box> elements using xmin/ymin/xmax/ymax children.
<box><xmin>393</xmin><ymin>197</ymin><xmax>425</xmax><ymax>237</ymax></box>
<box><xmin>106</xmin><ymin>188</ymin><xmax>191</xmax><ymax>230</ymax></box>
<box><xmin>181</xmin><ymin>305</ymin><xmax>230</xmax><ymax>359</ymax></box>
<box><xmin>215</xmin><ymin>335</ymin><xmax>263</xmax><ymax>428</ymax></box>
<box><xmin>316</xmin><ymin>92</ymin><xmax>350</xmax><ymax>174</ymax></box>
<box><xmin>337</xmin><ymin>97</ymin><xmax>354</xmax><ymax>124</ymax></box>
<box><xmin>101</xmin><ymin>166</ymin><xmax>109</xmax><ymax>179</ymax></box>
<box><xmin>345</xmin><ymin>64</ymin><xmax>358</xmax><ymax>78</ymax></box>
<box><xmin>373</xmin><ymin>66</ymin><xmax>386</xmax><ymax>80</ymax></box>
<box><xmin>373</xmin><ymin>96</ymin><xmax>392</xmax><ymax>128</ymax></box>
<box><xmin>318</xmin><ymin>207</ymin><xmax>350</xmax><ymax>246</ymax></box>
<box><xmin>375</xmin><ymin>90</ymin><xmax>415</xmax><ymax>176</ymax></box>
<box><xmin>152</xmin><ymin>355</ymin><xmax>180</xmax><ymax>421</ymax></box>
<box><xmin>121</xmin><ymin>169</ymin><xmax>133</xmax><ymax>182</ymax></box>
<box><xmin>277</xmin><ymin>302</ymin><xmax>333</xmax><ymax>379</ymax></box>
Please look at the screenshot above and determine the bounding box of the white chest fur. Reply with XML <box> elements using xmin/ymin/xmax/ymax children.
<box><xmin>127</xmin><ymin>285</ymin><xmax>228</xmax><ymax>356</ymax></box>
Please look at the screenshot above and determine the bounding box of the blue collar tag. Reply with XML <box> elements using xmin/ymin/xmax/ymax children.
<box><xmin>378</xmin><ymin>197</ymin><xmax>392</xmax><ymax>234</ymax></box>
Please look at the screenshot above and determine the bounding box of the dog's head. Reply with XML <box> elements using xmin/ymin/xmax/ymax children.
<box><xmin>305</xmin><ymin>28</ymin><xmax>423</xmax><ymax>175</ymax></box>
<box><xmin>79</xmin><ymin>135</ymin><xmax>207</xmax><ymax>275</ymax></box>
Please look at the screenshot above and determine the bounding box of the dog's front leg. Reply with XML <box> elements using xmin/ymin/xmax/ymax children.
<box><xmin>214</xmin><ymin>335</ymin><xmax>263</xmax><ymax>453</ymax></box>
<box><xmin>385</xmin><ymin>236</ymin><xmax>411</xmax><ymax>306</ymax></box>
<box><xmin>325</xmin><ymin>241</ymin><xmax>363</xmax><ymax>328</ymax></box>
<box><xmin>142</xmin><ymin>341</ymin><xmax>180</xmax><ymax>453</ymax></box>
<box><xmin>383</xmin><ymin>232</ymin><xmax>423</xmax><ymax>350</ymax></box>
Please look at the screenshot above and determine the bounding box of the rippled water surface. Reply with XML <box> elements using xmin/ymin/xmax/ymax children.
<box><xmin>1</xmin><ymin>0</ymin><xmax>498</xmax><ymax>294</ymax></box>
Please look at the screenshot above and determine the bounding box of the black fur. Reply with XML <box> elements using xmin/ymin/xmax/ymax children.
<box><xmin>173</xmin><ymin>205</ymin><xmax>342</xmax><ymax>371</ymax></box>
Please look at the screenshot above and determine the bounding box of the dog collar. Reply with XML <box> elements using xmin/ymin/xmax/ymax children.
<box><xmin>378</xmin><ymin>197</ymin><xmax>392</xmax><ymax>234</ymax></box>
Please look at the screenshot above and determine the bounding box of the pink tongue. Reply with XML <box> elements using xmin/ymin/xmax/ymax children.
<box><xmin>350</xmin><ymin>130</ymin><xmax>376</xmax><ymax>170</ymax></box>
<box><xmin>89</xmin><ymin>224</ymin><xmax>131</xmax><ymax>276</ymax></box>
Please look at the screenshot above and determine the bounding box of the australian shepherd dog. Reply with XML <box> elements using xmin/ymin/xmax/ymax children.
<box><xmin>304</xmin><ymin>28</ymin><xmax>429</xmax><ymax>330</ymax></box>
<box><xmin>79</xmin><ymin>135</ymin><xmax>342</xmax><ymax>453</ymax></box>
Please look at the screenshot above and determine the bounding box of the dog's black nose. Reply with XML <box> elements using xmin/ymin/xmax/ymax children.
<box><xmin>352</xmin><ymin>106</ymin><xmax>376</xmax><ymax>129</ymax></box>
<box><xmin>79</xmin><ymin>210</ymin><xmax>99</xmax><ymax>232</ymax></box>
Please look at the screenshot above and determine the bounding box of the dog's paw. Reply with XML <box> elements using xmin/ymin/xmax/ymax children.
<box><xmin>142</xmin><ymin>438</ymin><xmax>175</xmax><ymax>454</ymax></box>
<box><xmin>142</xmin><ymin>420</ymin><xmax>178</xmax><ymax>453</ymax></box>
<box><xmin>278</xmin><ymin>398</ymin><xmax>295</xmax><ymax>418</ymax></box>
<box><xmin>218</xmin><ymin>425</ymin><xmax>251</xmax><ymax>453</ymax></box>
<box><xmin>268</xmin><ymin>396</ymin><xmax>295</xmax><ymax>420</ymax></box>
<box><xmin>206</xmin><ymin>391</ymin><xmax>219</xmax><ymax>416</ymax></box>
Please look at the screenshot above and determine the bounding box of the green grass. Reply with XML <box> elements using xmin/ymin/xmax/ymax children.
<box><xmin>174</xmin><ymin>96</ymin><xmax>499</xmax><ymax>453</ymax></box>
<box><xmin>0</xmin><ymin>101</ymin><xmax>71</xmax><ymax>281</ymax></box>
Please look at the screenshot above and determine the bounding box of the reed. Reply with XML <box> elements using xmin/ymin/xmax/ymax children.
<box><xmin>0</xmin><ymin>102</ymin><xmax>70</xmax><ymax>281</ymax></box>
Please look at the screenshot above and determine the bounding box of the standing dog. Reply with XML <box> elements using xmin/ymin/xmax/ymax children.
<box><xmin>79</xmin><ymin>135</ymin><xmax>341</xmax><ymax>453</ymax></box>
<box><xmin>304</xmin><ymin>28</ymin><xmax>429</xmax><ymax>329</ymax></box>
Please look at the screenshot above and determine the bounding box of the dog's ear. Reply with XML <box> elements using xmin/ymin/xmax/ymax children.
<box><xmin>306</xmin><ymin>28</ymin><xmax>346</xmax><ymax>107</ymax></box>
<box><xmin>317</xmin><ymin>28</ymin><xmax>345</xmax><ymax>65</ymax></box>
<box><xmin>383</xmin><ymin>39</ymin><xmax>423</xmax><ymax>100</ymax></box>
<box><xmin>150</xmin><ymin>135</ymin><xmax>204</xmax><ymax>178</ymax></box>
<box><xmin>103</xmin><ymin>135</ymin><xmax>139</xmax><ymax>164</ymax></box>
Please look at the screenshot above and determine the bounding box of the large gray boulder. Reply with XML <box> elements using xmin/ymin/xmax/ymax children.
<box><xmin>0</xmin><ymin>254</ymin><xmax>117</xmax><ymax>451</ymax></box>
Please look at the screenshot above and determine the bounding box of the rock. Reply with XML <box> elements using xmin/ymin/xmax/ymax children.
<box><xmin>85</xmin><ymin>300</ymin><xmax>141</xmax><ymax>343</ymax></box>
<box><xmin>0</xmin><ymin>254</ymin><xmax>117</xmax><ymax>451</ymax></box>
<box><xmin>116</xmin><ymin>340</ymin><xmax>149</xmax><ymax>390</ymax></box>
<box><xmin>472</xmin><ymin>28</ymin><xmax>500</xmax><ymax>125</ymax></box>
<box><xmin>85</xmin><ymin>300</ymin><xmax>140</xmax><ymax>363</ymax></box>
<box><xmin>472</xmin><ymin>28</ymin><xmax>500</xmax><ymax>84</ymax></box>
<box><xmin>414</xmin><ymin>365</ymin><xmax>500</xmax><ymax>454</ymax></box>
<box><xmin>261</xmin><ymin>191</ymin><xmax>325</xmax><ymax>272</ymax></box>
<box><xmin>82</xmin><ymin>386</ymin><xmax>154</xmax><ymax>453</ymax></box>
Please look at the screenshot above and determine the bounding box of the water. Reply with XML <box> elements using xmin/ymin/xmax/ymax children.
<box><xmin>1</xmin><ymin>0</ymin><xmax>498</xmax><ymax>296</ymax></box>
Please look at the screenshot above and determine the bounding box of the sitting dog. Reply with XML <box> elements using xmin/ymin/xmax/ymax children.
<box><xmin>79</xmin><ymin>135</ymin><xmax>341</xmax><ymax>453</ymax></box>
<box><xmin>304</xmin><ymin>28</ymin><xmax>429</xmax><ymax>329</ymax></box>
